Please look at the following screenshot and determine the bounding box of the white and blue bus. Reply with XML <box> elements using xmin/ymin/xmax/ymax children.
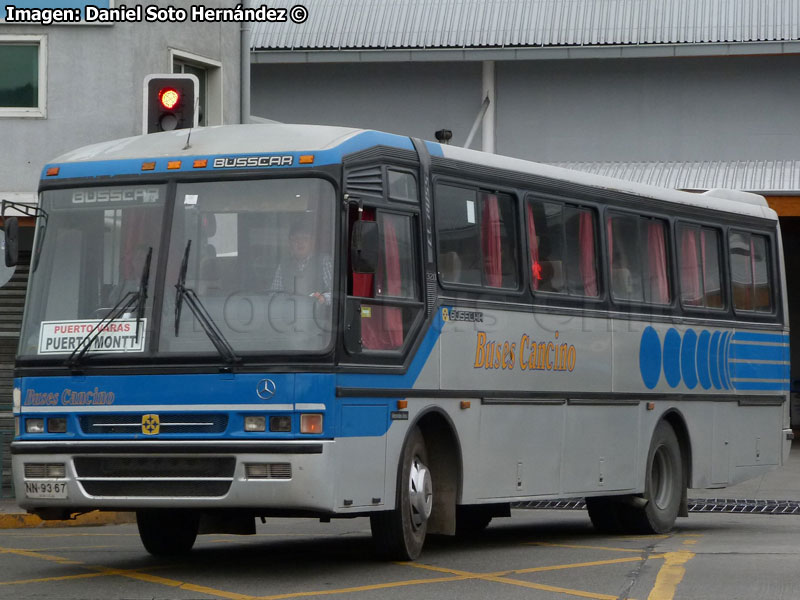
<box><xmin>6</xmin><ymin>124</ymin><xmax>792</xmax><ymax>559</ymax></box>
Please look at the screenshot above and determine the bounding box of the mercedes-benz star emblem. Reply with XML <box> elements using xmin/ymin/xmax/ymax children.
<box><xmin>256</xmin><ymin>378</ymin><xmax>277</xmax><ymax>400</ymax></box>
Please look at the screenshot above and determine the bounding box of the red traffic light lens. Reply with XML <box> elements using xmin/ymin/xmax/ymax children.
<box><xmin>159</xmin><ymin>87</ymin><xmax>180</xmax><ymax>110</ymax></box>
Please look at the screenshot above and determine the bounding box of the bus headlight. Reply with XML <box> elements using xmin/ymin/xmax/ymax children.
<box><xmin>26</xmin><ymin>418</ymin><xmax>45</xmax><ymax>434</ymax></box>
<box><xmin>13</xmin><ymin>388</ymin><xmax>20</xmax><ymax>412</ymax></box>
<box><xmin>244</xmin><ymin>416</ymin><xmax>266</xmax><ymax>432</ymax></box>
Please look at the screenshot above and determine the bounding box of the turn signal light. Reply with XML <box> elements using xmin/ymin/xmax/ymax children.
<box><xmin>300</xmin><ymin>414</ymin><xmax>323</xmax><ymax>434</ymax></box>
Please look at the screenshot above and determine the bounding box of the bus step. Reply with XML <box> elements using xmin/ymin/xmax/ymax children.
<box><xmin>514</xmin><ymin>498</ymin><xmax>800</xmax><ymax>515</ymax></box>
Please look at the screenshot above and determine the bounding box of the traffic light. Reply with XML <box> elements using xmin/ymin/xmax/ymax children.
<box><xmin>143</xmin><ymin>74</ymin><xmax>199</xmax><ymax>134</ymax></box>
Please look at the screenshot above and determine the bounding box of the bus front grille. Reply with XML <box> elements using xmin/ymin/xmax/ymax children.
<box><xmin>80</xmin><ymin>480</ymin><xmax>231</xmax><ymax>498</ymax></box>
<box><xmin>78</xmin><ymin>414</ymin><xmax>228</xmax><ymax>435</ymax></box>
<box><xmin>74</xmin><ymin>456</ymin><xmax>235</xmax><ymax>478</ymax></box>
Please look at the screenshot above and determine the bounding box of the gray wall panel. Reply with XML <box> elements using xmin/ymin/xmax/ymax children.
<box><xmin>251</xmin><ymin>62</ymin><xmax>483</xmax><ymax>147</ymax></box>
<box><xmin>496</xmin><ymin>55</ymin><xmax>800</xmax><ymax>163</ymax></box>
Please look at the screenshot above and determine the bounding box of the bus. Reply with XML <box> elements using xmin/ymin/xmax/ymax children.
<box><xmin>6</xmin><ymin>124</ymin><xmax>792</xmax><ymax>559</ymax></box>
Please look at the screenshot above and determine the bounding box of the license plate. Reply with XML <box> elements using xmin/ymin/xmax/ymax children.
<box><xmin>24</xmin><ymin>481</ymin><xmax>68</xmax><ymax>499</ymax></box>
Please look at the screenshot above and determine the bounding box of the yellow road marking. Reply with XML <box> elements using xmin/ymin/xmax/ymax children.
<box><xmin>529</xmin><ymin>542</ymin><xmax>647</xmax><ymax>553</ymax></box>
<box><xmin>682</xmin><ymin>540</ymin><xmax>697</xmax><ymax>546</ymax></box>
<box><xmin>0</xmin><ymin>572</ymin><xmax>109</xmax><ymax>586</ymax></box>
<box><xmin>0</xmin><ymin>546</ymin><xmax>82</xmax><ymax>565</ymax></box>
<box><xmin>514</xmin><ymin>555</ymin><xmax>664</xmax><ymax>574</ymax></box>
<box><xmin>485</xmin><ymin>575</ymin><xmax>620</xmax><ymax>600</ymax></box>
<box><xmin>647</xmin><ymin>551</ymin><xmax>695</xmax><ymax>600</ymax></box>
<box><xmin>255</xmin><ymin>575</ymin><xmax>473</xmax><ymax>600</ymax></box>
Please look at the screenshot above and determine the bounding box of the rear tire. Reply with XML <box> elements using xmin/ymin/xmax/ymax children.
<box><xmin>137</xmin><ymin>509</ymin><xmax>199</xmax><ymax>556</ymax></box>
<box><xmin>626</xmin><ymin>421</ymin><xmax>684</xmax><ymax>534</ymax></box>
<box><xmin>371</xmin><ymin>428</ymin><xmax>432</xmax><ymax>560</ymax></box>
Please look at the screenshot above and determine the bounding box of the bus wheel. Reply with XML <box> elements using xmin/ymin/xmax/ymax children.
<box><xmin>627</xmin><ymin>421</ymin><xmax>684</xmax><ymax>534</ymax></box>
<box><xmin>371</xmin><ymin>428</ymin><xmax>432</xmax><ymax>560</ymax></box>
<box><xmin>585</xmin><ymin>497</ymin><xmax>625</xmax><ymax>534</ymax></box>
<box><xmin>136</xmin><ymin>509</ymin><xmax>199</xmax><ymax>556</ymax></box>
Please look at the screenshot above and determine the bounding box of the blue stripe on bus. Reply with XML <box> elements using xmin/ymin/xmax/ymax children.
<box><xmin>732</xmin><ymin>381</ymin><xmax>791</xmax><ymax>392</ymax></box>
<box><xmin>729</xmin><ymin>344</ymin><xmax>790</xmax><ymax>362</ymax></box>
<box><xmin>42</xmin><ymin>130</ymin><xmax>421</xmax><ymax>180</ymax></box>
<box><xmin>729</xmin><ymin>362</ymin><xmax>791</xmax><ymax>381</ymax></box>
<box><xmin>731</xmin><ymin>332</ymin><xmax>790</xmax><ymax>344</ymax></box>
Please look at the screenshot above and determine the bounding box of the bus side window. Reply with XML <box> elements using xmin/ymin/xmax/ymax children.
<box><xmin>527</xmin><ymin>198</ymin><xmax>598</xmax><ymax>297</ymax></box>
<box><xmin>608</xmin><ymin>214</ymin><xmax>670</xmax><ymax>305</ymax></box>
<box><xmin>730</xmin><ymin>231</ymin><xmax>772</xmax><ymax>313</ymax></box>
<box><xmin>678</xmin><ymin>224</ymin><xmax>723</xmax><ymax>310</ymax></box>
<box><xmin>434</xmin><ymin>184</ymin><xmax>518</xmax><ymax>290</ymax></box>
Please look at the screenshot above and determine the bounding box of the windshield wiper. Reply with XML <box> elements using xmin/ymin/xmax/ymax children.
<box><xmin>66</xmin><ymin>246</ymin><xmax>153</xmax><ymax>368</ymax></box>
<box><xmin>135</xmin><ymin>247</ymin><xmax>153</xmax><ymax>339</ymax></box>
<box><xmin>174</xmin><ymin>240</ymin><xmax>241</xmax><ymax>365</ymax></box>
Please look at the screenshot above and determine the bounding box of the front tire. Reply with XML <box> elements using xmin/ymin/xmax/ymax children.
<box><xmin>626</xmin><ymin>421</ymin><xmax>684</xmax><ymax>534</ymax></box>
<box><xmin>137</xmin><ymin>509</ymin><xmax>199</xmax><ymax>556</ymax></box>
<box><xmin>371</xmin><ymin>428</ymin><xmax>432</xmax><ymax>560</ymax></box>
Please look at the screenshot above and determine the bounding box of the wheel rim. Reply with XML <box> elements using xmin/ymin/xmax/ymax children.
<box><xmin>408</xmin><ymin>455</ymin><xmax>433</xmax><ymax>529</ymax></box>
<box><xmin>651</xmin><ymin>444</ymin><xmax>675</xmax><ymax>510</ymax></box>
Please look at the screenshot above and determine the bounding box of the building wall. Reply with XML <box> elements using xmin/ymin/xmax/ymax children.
<box><xmin>251</xmin><ymin>61</ymin><xmax>483</xmax><ymax>147</ymax></box>
<box><xmin>497</xmin><ymin>54</ymin><xmax>800</xmax><ymax>163</ymax></box>
<box><xmin>1</xmin><ymin>4</ymin><xmax>242</xmax><ymax>198</ymax></box>
<box><xmin>252</xmin><ymin>54</ymin><xmax>800</xmax><ymax>165</ymax></box>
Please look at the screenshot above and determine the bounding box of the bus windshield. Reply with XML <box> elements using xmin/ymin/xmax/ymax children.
<box><xmin>19</xmin><ymin>178</ymin><xmax>336</xmax><ymax>360</ymax></box>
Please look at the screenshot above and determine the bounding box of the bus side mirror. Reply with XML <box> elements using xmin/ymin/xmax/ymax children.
<box><xmin>350</xmin><ymin>220</ymin><xmax>378</xmax><ymax>274</ymax></box>
<box><xmin>3</xmin><ymin>217</ymin><xmax>18</xmax><ymax>268</ymax></box>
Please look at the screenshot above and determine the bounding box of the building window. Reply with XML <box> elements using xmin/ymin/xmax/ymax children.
<box><xmin>171</xmin><ymin>50</ymin><xmax>222</xmax><ymax>126</ymax></box>
<box><xmin>0</xmin><ymin>35</ymin><xmax>46</xmax><ymax>118</ymax></box>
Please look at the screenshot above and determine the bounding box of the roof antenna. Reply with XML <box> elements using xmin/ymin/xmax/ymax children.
<box><xmin>182</xmin><ymin>95</ymin><xmax>200</xmax><ymax>150</ymax></box>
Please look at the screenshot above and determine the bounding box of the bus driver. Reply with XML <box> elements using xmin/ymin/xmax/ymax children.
<box><xmin>271</xmin><ymin>219</ymin><xmax>332</xmax><ymax>304</ymax></box>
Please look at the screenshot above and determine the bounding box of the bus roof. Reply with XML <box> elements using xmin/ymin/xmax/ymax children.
<box><xmin>46</xmin><ymin>123</ymin><xmax>776</xmax><ymax>221</ymax></box>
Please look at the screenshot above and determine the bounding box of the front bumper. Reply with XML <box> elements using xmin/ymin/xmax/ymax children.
<box><xmin>12</xmin><ymin>440</ymin><xmax>336</xmax><ymax>513</ymax></box>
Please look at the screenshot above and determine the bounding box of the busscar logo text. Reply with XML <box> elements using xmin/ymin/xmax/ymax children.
<box><xmin>213</xmin><ymin>156</ymin><xmax>294</xmax><ymax>169</ymax></box>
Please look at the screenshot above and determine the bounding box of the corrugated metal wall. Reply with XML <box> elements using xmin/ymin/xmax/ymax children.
<box><xmin>251</xmin><ymin>0</ymin><xmax>800</xmax><ymax>50</ymax></box>
<box><xmin>553</xmin><ymin>160</ymin><xmax>800</xmax><ymax>192</ymax></box>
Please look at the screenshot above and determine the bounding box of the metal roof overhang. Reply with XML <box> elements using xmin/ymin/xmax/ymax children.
<box><xmin>252</xmin><ymin>40</ymin><xmax>800</xmax><ymax>64</ymax></box>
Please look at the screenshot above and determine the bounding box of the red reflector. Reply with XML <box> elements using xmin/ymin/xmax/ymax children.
<box><xmin>46</xmin><ymin>167</ymin><xmax>59</xmax><ymax>176</ymax></box>
<box><xmin>159</xmin><ymin>88</ymin><xmax>180</xmax><ymax>110</ymax></box>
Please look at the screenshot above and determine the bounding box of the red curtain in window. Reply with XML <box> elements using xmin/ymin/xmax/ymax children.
<box><xmin>526</xmin><ymin>205</ymin><xmax>541</xmax><ymax>290</ymax></box>
<box><xmin>352</xmin><ymin>210</ymin><xmax>375</xmax><ymax>298</ymax></box>
<box><xmin>578</xmin><ymin>211</ymin><xmax>598</xmax><ymax>297</ymax></box>
<box><xmin>647</xmin><ymin>221</ymin><xmax>669</xmax><ymax>304</ymax></box>
<box><xmin>481</xmin><ymin>194</ymin><xmax>502</xmax><ymax>288</ymax></box>
<box><xmin>361</xmin><ymin>214</ymin><xmax>404</xmax><ymax>351</ymax></box>
<box><xmin>680</xmin><ymin>228</ymin><xmax>701</xmax><ymax>305</ymax></box>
